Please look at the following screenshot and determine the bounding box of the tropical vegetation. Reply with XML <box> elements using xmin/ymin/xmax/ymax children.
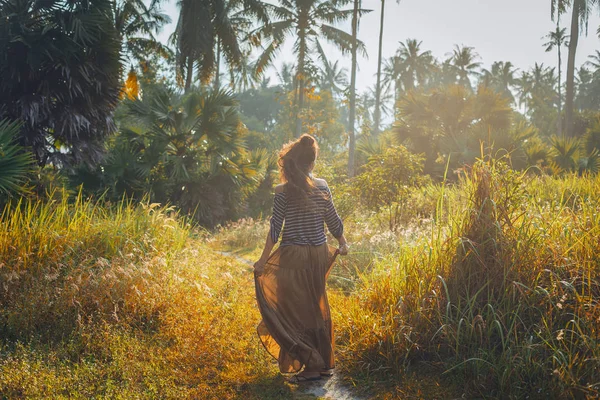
<box><xmin>1</xmin><ymin>0</ymin><xmax>600</xmax><ymax>398</ymax></box>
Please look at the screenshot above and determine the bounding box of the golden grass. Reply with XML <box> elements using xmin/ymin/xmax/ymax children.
<box><xmin>2</xmin><ymin>165</ymin><xmax>600</xmax><ymax>399</ymax></box>
<box><xmin>0</xmin><ymin>193</ymin><xmax>296</xmax><ymax>399</ymax></box>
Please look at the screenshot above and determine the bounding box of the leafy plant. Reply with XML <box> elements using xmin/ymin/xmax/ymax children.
<box><xmin>73</xmin><ymin>86</ymin><xmax>267</xmax><ymax>226</ymax></box>
<box><xmin>0</xmin><ymin>120</ymin><xmax>33</xmax><ymax>196</ymax></box>
<box><xmin>353</xmin><ymin>144</ymin><xmax>427</xmax><ymax>231</ymax></box>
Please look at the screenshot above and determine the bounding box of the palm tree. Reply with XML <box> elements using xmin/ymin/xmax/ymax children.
<box><xmin>450</xmin><ymin>45</ymin><xmax>482</xmax><ymax>89</ymax></box>
<box><xmin>395</xmin><ymin>84</ymin><xmax>512</xmax><ymax>175</ymax></box>
<box><xmin>0</xmin><ymin>0</ymin><xmax>121</xmax><ymax>167</ymax></box>
<box><xmin>372</xmin><ymin>0</ymin><xmax>400</xmax><ymax>136</ymax></box>
<box><xmin>276</xmin><ymin>62</ymin><xmax>296</xmax><ymax>92</ymax></box>
<box><xmin>348</xmin><ymin>0</ymin><xmax>366</xmax><ymax>176</ymax></box>
<box><xmin>543</xmin><ymin>26</ymin><xmax>568</xmax><ymax>136</ymax></box>
<box><xmin>0</xmin><ymin>120</ymin><xmax>33</xmax><ymax>197</ymax></box>
<box><xmin>173</xmin><ymin>0</ymin><xmax>268</xmax><ymax>91</ymax></box>
<box><xmin>480</xmin><ymin>61</ymin><xmax>518</xmax><ymax>104</ymax></box>
<box><xmin>515</xmin><ymin>71</ymin><xmax>533</xmax><ymax>113</ymax></box>
<box><xmin>113</xmin><ymin>0</ymin><xmax>172</xmax><ymax>64</ymax></box>
<box><xmin>382</xmin><ymin>39</ymin><xmax>433</xmax><ymax>118</ymax></box>
<box><xmin>319</xmin><ymin>59</ymin><xmax>348</xmax><ymax>96</ymax></box>
<box><xmin>254</xmin><ymin>0</ymin><xmax>367</xmax><ymax>138</ymax></box>
<box><xmin>549</xmin><ymin>135</ymin><xmax>580</xmax><ymax>171</ymax></box>
<box><xmin>108</xmin><ymin>87</ymin><xmax>262</xmax><ymax>225</ymax></box>
<box><xmin>213</xmin><ymin>0</ymin><xmax>270</xmax><ymax>90</ymax></box>
<box><xmin>586</xmin><ymin>50</ymin><xmax>600</xmax><ymax>70</ymax></box>
<box><xmin>551</xmin><ymin>0</ymin><xmax>600</xmax><ymax>136</ymax></box>
<box><xmin>396</xmin><ymin>39</ymin><xmax>434</xmax><ymax>91</ymax></box>
<box><xmin>382</xmin><ymin>56</ymin><xmax>401</xmax><ymax>112</ymax></box>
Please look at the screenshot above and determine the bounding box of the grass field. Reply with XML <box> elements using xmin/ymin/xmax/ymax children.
<box><xmin>1</xmin><ymin>162</ymin><xmax>599</xmax><ymax>399</ymax></box>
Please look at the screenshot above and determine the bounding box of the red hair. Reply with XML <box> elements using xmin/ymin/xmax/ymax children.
<box><xmin>278</xmin><ymin>134</ymin><xmax>319</xmax><ymax>204</ymax></box>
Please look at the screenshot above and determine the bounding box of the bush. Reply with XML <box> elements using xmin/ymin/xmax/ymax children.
<box><xmin>353</xmin><ymin>145</ymin><xmax>428</xmax><ymax>231</ymax></box>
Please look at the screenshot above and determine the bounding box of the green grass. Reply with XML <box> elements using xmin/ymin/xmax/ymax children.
<box><xmin>1</xmin><ymin>163</ymin><xmax>600</xmax><ymax>399</ymax></box>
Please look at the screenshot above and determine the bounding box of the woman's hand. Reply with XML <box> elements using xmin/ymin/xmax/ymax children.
<box><xmin>254</xmin><ymin>258</ymin><xmax>266</xmax><ymax>275</ymax></box>
<box><xmin>338</xmin><ymin>243</ymin><xmax>349</xmax><ymax>256</ymax></box>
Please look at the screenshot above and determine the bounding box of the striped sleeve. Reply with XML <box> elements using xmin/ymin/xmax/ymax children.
<box><xmin>323</xmin><ymin>186</ymin><xmax>343</xmax><ymax>238</ymax></box>
<box><xmin>270</xmin><ymin>192</ymin><xmax>286</xmax><ymax>243</ymax></box>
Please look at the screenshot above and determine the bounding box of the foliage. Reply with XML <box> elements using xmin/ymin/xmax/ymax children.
<box><xmin>335</xmin><ymin>162</ymin><xmax>600</xmax><ymax>398</ymax></box>
<box><xmin>72</xmin><ymin>87</ymin><xmax>267</xmax><ymax>226</ymax></box>
<box><xmin>123</xmin><ymin>67</ymin><xmax>141</xmax><ymax>99</ymax></box>
<box><xmin>113</xmin><ymin>0</ymin><xmax>172</xmax><ymax>64</ymax></box>
<box><xmin>0</xmin><ymin>0</ymin><xmax>121</xmax><ymax>167</ymax></box>
<box><xmin>0</xmin><ymin>120</ymin><xmax>33</xmax><ymax>198</ymax></box>
<box><xmin>395</xmin><ymin>84</ymin><xmax>512</xmax><ymax>177</ymax></box>
<box><xmin>0</xmin><ymin>195</ymin><xmax>293</xmax><ymax>399</ymax></box>
<box><xmin>173</xmin><ymin>0</ymin><xmax>269</xmax><ymax>89</ymax></box>
<box><xmin>353</xmin><ymin>145</ymin><xmax>427</xmax><ymax>230</ymax></box>
<box><xmin>237</xmin><ymin>84</ymin><xmax>284</xmax><ymax>136</ymax></box>
<box><xmin>274</xmin><ymin>88</ymin><xmax>346</xmax><ymax>153</ymax></box>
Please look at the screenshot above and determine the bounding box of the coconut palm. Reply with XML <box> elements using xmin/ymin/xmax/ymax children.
<box><xmin>113</xmin><ymin>0</ymin><xmax>172</xmax><ymax>64</ymax></box>
<box><xmin>551</xmin><ymin>0</ymin><xmax>600</xmax><ymax>136</ymax></box>
<box><xmin>348</xmin><ymin>0</ymin><xmax>362</xmax><ymax>177</ymax></box>
<box><xmin>575</xmin><ymin>65</ymin><xmax>600</xmax><ymax>109</ymax></box>
<box><xmin>394</xmin><ymin>39</ymin><xmax>434</xmax><ymax>91</ymax></box>
<box><xmin>449</xmin><ymin>45</ymin><xmax>482</xmax><ymax>90</ymax></box>
<box><xmin>173</xmin><ymin>0</ymin><xmax>269</xmax><ymax>91</ymax></box>
<box><xmin>480</xmin><ymin>61</ymin><xmax>518</xmax><ymax>103</ymax></box>
<box><xmin>382</xmin><ymin>55</ymin><xmax>402</xmax><ymax>110</ymax></box>
<box><xmin>253</xmin><ymin>0</ymin><xmax>368</xmax><ymax>138</ymax></box>
<box><xmin>586</xmin><ymin>50</ymin><xmax>600</xmax><ymax>70</ymax></box>
<box><xmin>543</xmin><ymin>26</ymin><xmax>568</xmax><ymax>135</ymax></box>
<box><xmin>214</xmin><ymin>0</ymin><xmax>270</xmax><ymax>90</ymax></box>
<box><xmin>276</xmin><ymin>62</ymin><xmax>296</xmax><ymax>92</ymax></box>
<box><xmin>319</xmin><ymin>59</ymin><xmax>348</xmax><ymax>96</ymax></box>
<box><xmin>372</xmin><ymin>0</ymin><xmax>400</xmax><ymax>136</ymax></box>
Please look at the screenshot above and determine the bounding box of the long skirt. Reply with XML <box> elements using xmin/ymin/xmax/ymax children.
<box><xmin>254</xmin><ymin>243</ymin><xmax>339</xmax><ymax>373</ymax></box>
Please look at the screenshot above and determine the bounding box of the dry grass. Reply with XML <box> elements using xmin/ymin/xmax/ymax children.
<box><xmin>0</xmin><ymin>193</ymin><xmax>293</xmax><ymax>399</ymax></box>
<box><xmin>2</xmin><ymin>164</ymin><xmax>599</xmax><ymax>399</ymax></box>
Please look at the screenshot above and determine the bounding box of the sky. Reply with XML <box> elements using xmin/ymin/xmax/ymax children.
<box><xmin>156</xmin><ymin>0</ymin><xmax>600</xmax><ymax>93</ymax></box>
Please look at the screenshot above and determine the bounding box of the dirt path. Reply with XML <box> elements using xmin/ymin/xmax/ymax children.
<box><xmin>293</xmin><ymin>373</ymin><xmax>364</xmax><ymax>400</ymax></box>
<box><xmin>216</xmin><ymin>250</ymin><xmax>366</xmax><ymax>400</ymax></box>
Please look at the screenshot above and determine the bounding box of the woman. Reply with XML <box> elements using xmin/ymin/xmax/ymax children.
<box><xmin>253</xmin><ymin>134</ymin><xmax>349</xmax><ymax>383</ymax></box>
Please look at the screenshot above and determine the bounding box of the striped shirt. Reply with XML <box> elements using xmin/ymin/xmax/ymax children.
<box><xmin>270</xmin><ymin>185</ymin><xmax>344</xmax><ymax>246</ymax></box>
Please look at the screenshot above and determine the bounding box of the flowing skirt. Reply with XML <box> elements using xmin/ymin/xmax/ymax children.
<box><xmin>254</xmin><ymin>243</ymin><xmax>339</xmax><ymax>373</ymax></box>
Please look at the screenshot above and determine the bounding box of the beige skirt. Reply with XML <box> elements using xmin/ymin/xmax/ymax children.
<box><xmin>254</xmin><ymin>243</ymin><xmax>339</xmax><ymax>373</ymax></box>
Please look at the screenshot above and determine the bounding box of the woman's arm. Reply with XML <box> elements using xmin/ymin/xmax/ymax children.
<box><xmin>322</xmin><ymin>184</ymin><xmax>348</xmax><ymax>255</ymax></box>
<box><xmin>337</xmin><ymin>234</ymin><xmax>349</xmax><ymax>255</ymax></box>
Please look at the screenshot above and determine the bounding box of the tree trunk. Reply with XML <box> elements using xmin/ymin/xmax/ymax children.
<box><xmin>185</xmin><ymin>58</ymin><xmax>194</xmax><ymax>92</ymax></box>
<box><xmin>558</xmin><ymin>42</ymin><xmax>563</xmax><ymax>137</ymax></box>
<box><xmin>565</xmin><ymin>0</ymin><xmax>580</xmax><ymax>137</ymax></box>
<box><xmin>348</xmin><ymin>0</ymin><xmax>359</xmax><ymax>177</ymax></box>
<box><xmin>295</xmin><ymin>30</ymin><xmax>307</xmax><ymax>137</ymax></box>
<box><xmin>373</xmin><ymin>0</ymin><xmax>385</xmax><ymax>137</ymax></box>
<box><xmin>214</xmin><ymin>40</ymin><xmax>221</xmax><ymax>90</ymax></box>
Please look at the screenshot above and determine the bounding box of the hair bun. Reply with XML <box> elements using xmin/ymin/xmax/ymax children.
<box><xmin>299</xmin><ymin>134</ymin><xmax>314</xmax><ymax>146</ymax></box>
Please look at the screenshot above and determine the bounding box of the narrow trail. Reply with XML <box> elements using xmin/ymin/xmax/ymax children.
<box><xmin>216</xmin><ymin>250</ymin><xmax>366</xmax><ymax>400</ymax></box>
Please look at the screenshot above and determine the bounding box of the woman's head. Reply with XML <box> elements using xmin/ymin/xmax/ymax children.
<box><xmin>278</xmin><ymin>134</ymin><xmax>319</xmax><ymax>201</ymax></box>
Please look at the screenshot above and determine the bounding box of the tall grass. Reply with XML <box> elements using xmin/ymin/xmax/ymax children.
<box><xmin>2</xmin><ymin>167</ymin><xmax>599</xmax><ymax>398</ymax></box>
<box><xmin>332</xmin><ymin>161</ymin><xmax>600</xmax><ymax>398</ymax></box>
<box><xmin>0</xmin><ymin>190</ymin><xmax>189</xmax><ymax>340</ymax></box>
<box><xmin>213</xmin><ymin>161</ymin><xmax>600</xmax><ymax>398</ymax></box>
<box><xmin>0</xmin><ymin>192</ymin><xmax>290</xmax><ymax>399</ymax></box>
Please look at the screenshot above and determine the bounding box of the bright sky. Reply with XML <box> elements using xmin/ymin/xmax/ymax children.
<box><xmin>156</xmin><ymin>0</ymin><xmax>600</xmax><ymax>93</ymax></box>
